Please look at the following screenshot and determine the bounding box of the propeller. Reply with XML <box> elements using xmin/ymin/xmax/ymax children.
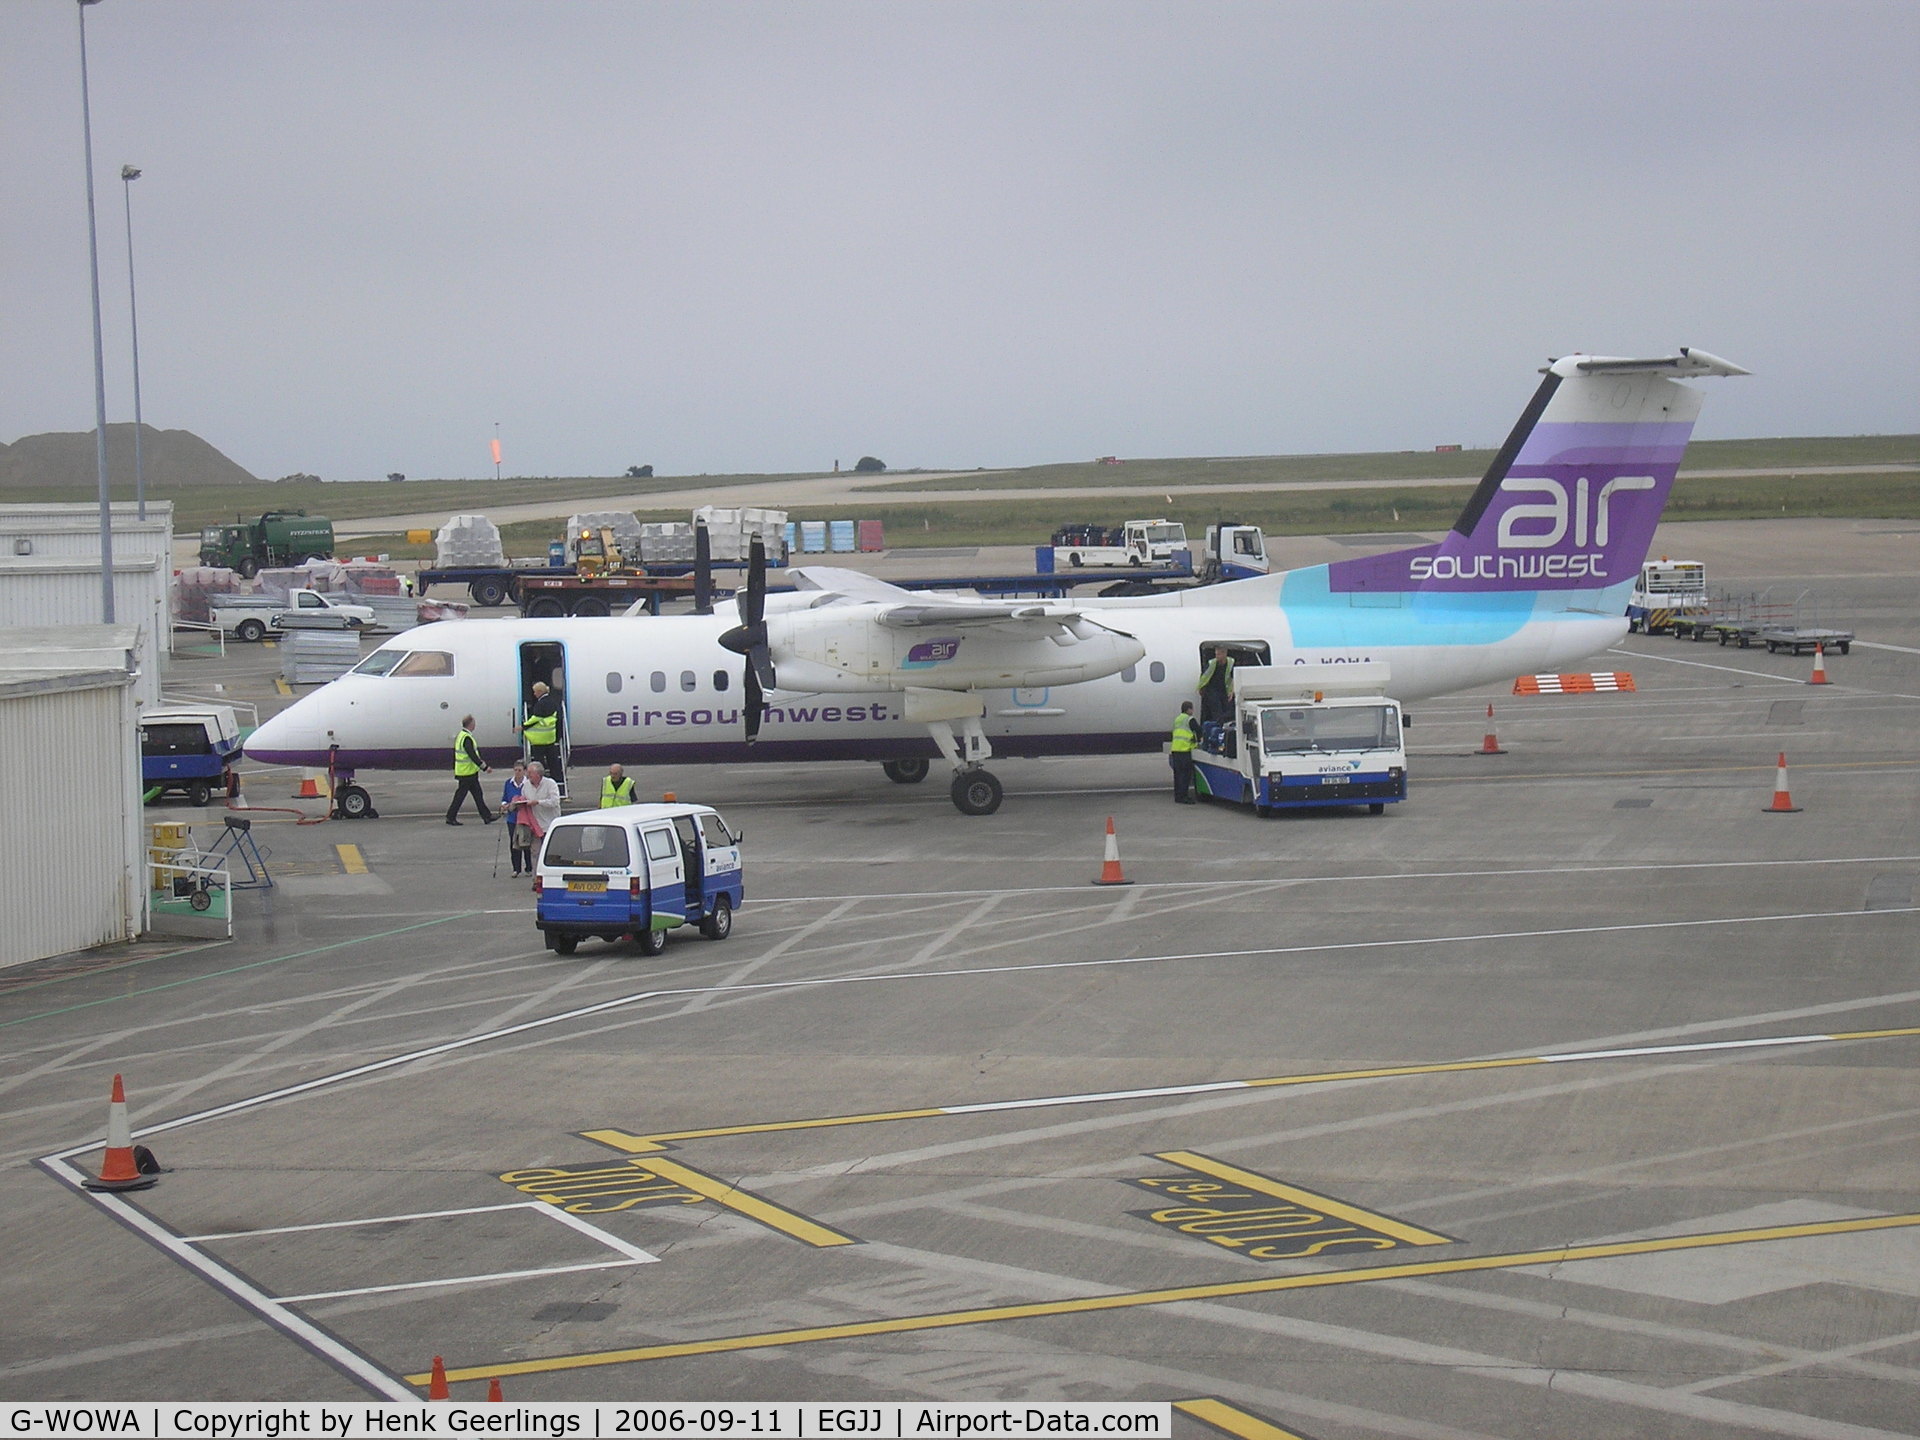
<box><xmin>716</xmin><ymin>537</ymin><xmax>773</xmax><ymax>741</ymax></box>
<box><xmin>692</xmin><ymin>523</ymin><xmax>713</xmax><ymax>616</ymax></box>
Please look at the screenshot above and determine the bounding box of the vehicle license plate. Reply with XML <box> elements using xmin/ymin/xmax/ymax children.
<box><xmin>567</xmin><ymin>879</ymin><xmax>607</xmax><ymax>893</ymax></box>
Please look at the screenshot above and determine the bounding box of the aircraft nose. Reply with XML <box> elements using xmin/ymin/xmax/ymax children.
<box><xmin>244</xmin><ymin>705</ymin><xmax>328</xmax><ymax>764</ymax></box>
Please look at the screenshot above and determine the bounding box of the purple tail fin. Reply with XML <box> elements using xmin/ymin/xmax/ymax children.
<box><xmin>1328</xmin><ymin>350</ymin><xmax>1748</xmax><ymax>597</ymax></box>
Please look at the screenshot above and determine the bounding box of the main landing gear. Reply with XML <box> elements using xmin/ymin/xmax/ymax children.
<box><xmin>881</xmin><ymin>757</ymin><xmax>930</xmax><ymax>784</ymax></box>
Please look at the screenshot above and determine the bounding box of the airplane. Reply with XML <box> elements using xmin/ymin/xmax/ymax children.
<box><xmin>246</xmin><ymin>348</ymin><xmax>1748</xmax><ymax>816</ymax></box>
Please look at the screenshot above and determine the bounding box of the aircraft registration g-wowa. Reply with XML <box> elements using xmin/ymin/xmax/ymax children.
<box><xmin>247</xmin><ymin>349</ymin><xmax>1747</xmax><ymax>816</ymax></box>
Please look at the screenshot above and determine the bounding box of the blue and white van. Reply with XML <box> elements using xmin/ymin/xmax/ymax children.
<box><xmin>534</xmin><ymin>802</ymin><xmax>743</xmax><ymax>956</ymax></box>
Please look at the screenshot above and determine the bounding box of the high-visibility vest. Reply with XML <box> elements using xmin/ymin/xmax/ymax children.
<box><xmin>1170</xmin><ymin>714</ymin><xmax>1200</xmax><ymax>753</ymax></box>
<box><xmin>523</xmin><ymin>704</ymin><xmax>558</xmax><ymax>746</ymax></box>
<box><xmin>1199</xmin><ymin>656</ymin><xmax>1235</xmax><ymax>694</ymax></box>
<box><xmin>453</xmin><ymin>729</ymin><xmax>481</xmax><ymax>776</ymax></box>
<box><xmin>600</xmin><ymin>775</ymin><xmax>635</xmax><ymax>808</ymax></box>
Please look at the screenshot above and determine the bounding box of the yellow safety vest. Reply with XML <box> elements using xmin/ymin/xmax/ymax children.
<box><xmin>600</xmin><ymin>775</ymin><xmax>635</xmax><ymax>808</ymax></box>
<box><xmin>1170</xmin><ymin>715</ymin><xmax>1200</xmax><ymax>753</ymax></box>
<box><xmin>523</xmin><ymin>705</ymin><xmax>558</xmax><ymax>746</ymax></box>
<box><xmin>453</xmin><ymin>729</ymin><xmax>480</xmax><ymax>776</ymax></box>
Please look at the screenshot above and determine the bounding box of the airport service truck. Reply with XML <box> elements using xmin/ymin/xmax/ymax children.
<box><xmin>1626</xmin><ymin>560</ymin><xmax>1708</xmax><ymax>635</ymax></box>
<box><xmin>1045</xmin><ymin>519</ymin><xmax>1189</xmax><ymax>568</ymax></box>
<box><xmin>1192</xmin><ymin>663</ymin><xmax>1408</xmax><ymax>816</ymax></box>
<box><xmin>209</xmin><ymin>588</ymin><xmax>374</xmax><ymax>642</ymax></box>
<box><xmin>198</xmin><ymin>511</ymin><xmax>336</xmax><ymax>578</ymax></box>
<box><xmin>1198</xmin><ymin>523</ymin><xmax>1271</xmax><ymax>583</ymax></box>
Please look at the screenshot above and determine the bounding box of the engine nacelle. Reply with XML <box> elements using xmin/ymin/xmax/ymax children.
<box><xmin>768</xmin><ymin>608</ymin><xmax>1145</xmax><ymax>693</ymax></box>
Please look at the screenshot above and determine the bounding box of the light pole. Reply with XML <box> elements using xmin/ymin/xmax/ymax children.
<box><xmin>121</xmin><ymin>164</ymin><xmax>145</xmax><ymax>520</ymax></box>
<box><xmin>77</xmin><ymin>0</ymin><xmax>115</xmax><ymax>623</ymax></box>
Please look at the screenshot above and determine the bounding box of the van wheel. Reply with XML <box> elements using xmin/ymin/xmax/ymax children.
<box><xmin>638</xmin><ymin>926</ymin><xmax>668</xmax><ymax>956</ymax></box>
<box><xmin>550</xmin><ymin>935</ymin><xmax>578</xmax><ymax>956</ymax></box>
<box><xmin>702</xmin><ymin>895</ymin><xmax>733</xmax><ymax>940</ymax></box>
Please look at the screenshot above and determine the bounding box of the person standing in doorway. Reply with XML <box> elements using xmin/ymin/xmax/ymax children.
<box><xmin>1170</xmin><ymin>700</ymin><xmax>1200</xmax><ymax>804</ymax></box>
<box><xmin>520</xmin><ymin>680</ymin><xmax>564</xmax><ymax>783</ymax></box>
<box><xmin>447</xmin><ymin>715</ymin><xmax>497</xmax><ymax>826</ymax></box>
<box><xmin>1198</xmin><ymin>646</ymin><xmax>1236</xmax><ymax>726</ymax></box>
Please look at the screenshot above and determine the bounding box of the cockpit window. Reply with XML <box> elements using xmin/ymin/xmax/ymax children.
<box><xmin>391</xmin><ymin>651</ymin><xmax>455</xmax><ymax>677</ymax></box>
<box><xmin>351</xmin><ymin>650</ymin><xmax>407</xmax><ymax>677</ymax></box>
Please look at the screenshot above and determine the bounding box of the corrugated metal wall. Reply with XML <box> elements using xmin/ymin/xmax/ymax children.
<box><xmin>0</xmin><ymin>676</ymin><xmax>143</xmax><ymax>969</ymax></box>
<box><xmin>0</xmin><ymin>558</ymin><xmax>166</xmax><ymax>705</ymax></box>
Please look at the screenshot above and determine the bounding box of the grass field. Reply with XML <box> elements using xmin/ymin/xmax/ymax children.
<box><xmin>7</xmin><ymin>435</ymin><xmax>1914</xmax><ymax>555</ymax></box>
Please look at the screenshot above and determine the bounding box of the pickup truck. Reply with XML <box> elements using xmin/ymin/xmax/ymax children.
<box><xmin>209</xmin><ymin>588</ymin><xmax>375</xmax><ymax>643</ymax></box>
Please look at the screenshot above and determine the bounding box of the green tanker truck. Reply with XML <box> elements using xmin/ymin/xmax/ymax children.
<box><xmin>198</xmin><ymin>510</ymin><xmax>335</xmax><ymax>577</ymax></box>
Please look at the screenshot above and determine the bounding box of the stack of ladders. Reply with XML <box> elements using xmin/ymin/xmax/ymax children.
<box><xmin>435</xmin><ymin>515</ymin><xmax>507</xmax><ymax>570</ymax></box>
<box><xmin>282</xmin><ymin>630</ymin><xmax>363</xmax><ymax>686</ymax></box>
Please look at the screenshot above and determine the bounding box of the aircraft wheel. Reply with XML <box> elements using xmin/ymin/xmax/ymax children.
<box><xmin>186</xmin><ymin>780</ymin><xmax>213</xmax><ymax>808</ymax></box>
<box><xmin>334</xmin><ymin>784</ymin><xmax>373</xmax><ymax>819</ymax></box>
<box><xmin>235</xmin><ymin>618</ymin><xmax>267</xmax><ymax>643</ymax></box>
<box><xmin>638</xmin><ymin>925</ymin><xmax>668</xmax><ymax>956</ymax></box>
<box><xmin>950</xmin><ymin>770</ymin><xmax>1003</xmax><ymax>816</ymax></box>
<box><xmin>701</xmin><ymin>895</ymin><xmax>733</xmax><ymax>940</ymax></box>
<box><xmin>882</xmin><ymin>758</ymin><xmax>930</xmax><ymax>784</ymax></box>
<box><xmin>549</xmin><ymin>934</ymin><xmax>578</xmax><ymax>956</ymax></box>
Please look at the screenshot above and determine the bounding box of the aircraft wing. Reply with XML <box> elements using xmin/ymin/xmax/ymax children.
<box><xmin>875</xmin><ymin>602</ymin><xmax>1081</xmax><ymax>631</ymax></box>
<box><xmin>787</xmin><ymin>567</ymin><xmax>915</xmax><ymax>601</ymax></box>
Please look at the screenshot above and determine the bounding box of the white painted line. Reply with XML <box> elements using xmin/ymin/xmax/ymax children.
<box><xmin>278</xmin><ymin>1258</ymin><xmax>649</xmax><ymax>1305</ymax></box>
<box><xmin>35</xmin><ymin>1155</ymin><xmax>413</xmax><ymax>1399</ymax></box>
<box><xmin>943</xmin><ymin>1081</ymin><xmax>1249</xmax><ymax>1115</ymax></box>
<box><xmin>201</xmin><ymin>1200</ymin><xmax>656</xmax><ymax>1306</ymax></box>
<box><xmin>1854</xmin><ymin>641</ymin><xmax>1920</xmax><ymax>656</ymax></box>
<box><xmin>1604</xmin><ymin>648</ymin><xmax>1806</xmax><ymax>684</ymax></box>
<box><xmin>187</xmin><ymin>1200</ymin><xmax>533</xmax><ymax>1242</ymax></box>
<box><xmin>1543</xmin><ymin>1035</ymin><xmax>1831</xmax><ymax>1063</ymax></box>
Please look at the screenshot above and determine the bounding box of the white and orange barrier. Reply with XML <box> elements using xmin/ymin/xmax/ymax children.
<box><xmin>1513</xmin><ymin>672</ymin><xmax>1637</xmax><ymax>695</ymax></box>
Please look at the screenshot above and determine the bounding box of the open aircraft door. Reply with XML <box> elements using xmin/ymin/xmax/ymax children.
<box><xmin>517</xmin><ymin>640</ymin><xmax>571</xmax><ymax>782</ymax></box>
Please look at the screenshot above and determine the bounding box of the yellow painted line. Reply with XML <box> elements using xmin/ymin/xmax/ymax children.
<box><xmin>1153</xmin><ymin>1152</ymin><xmax>1453</xmax><ymax>1248</ymax></box>
<box><xmin>1829</xmin><ymin>1025</ymin><xmax>1920</xmax><ymax>1041</ymax></box>
<box><xmin>636</xmin><ymin>1156</ymin><xmax>859</xmax><ymax>1249</ymax></box>
<box><xmin>1243</xmin><ymin>1056</ymin><xmax>1543</xmax><ymax>1088</ymax></box>
<box><xmin>584</xmin><ymin>1110</ymin><xmax>946</xmax><ymax>1155</ymax></box>
<box><xmin>274</xmin><ymin>678</ymin><xmax>292</xmax><ymax>696</ymax></box>
<box><xmin>1174</xmin><ymin>1399</ymin><xmax>1312</xmax><ymax>1440</ymax></box>
<box><xmin>415</xmin><ymin>1210</ymin><xmax>1920</xmax><ymax>1383</ymax></box>
<box><xmin>334</xmin><ymin>844</ymin><xmax>367</xmax><ymax>875</ymax></box>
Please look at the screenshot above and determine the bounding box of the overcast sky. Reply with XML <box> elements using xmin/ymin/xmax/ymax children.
<box><xmin>4</xmin><ymin>1</ymin><xmax>1916</xmax><ymax>482</ymax></box>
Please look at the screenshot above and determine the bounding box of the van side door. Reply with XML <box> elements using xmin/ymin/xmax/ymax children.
<box><xmin>639</xmin><ymin>825</ymin><xmax>685</xmax><ymax>920</ymax></box>
<box><xmin>697</xmin><ymin>812</ymin><xmax>743</xmax><ymax>905</ymax></box>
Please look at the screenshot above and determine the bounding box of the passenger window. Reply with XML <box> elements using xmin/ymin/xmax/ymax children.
<box><xmin>680</xmin><ymin>670</ymin><xmax>697</xmax><ymax>692</ymax></box>
<box><xmin>606</xmin><ymin>671</ymin><xmax>623</xmax><ymax>694</ymax></box>
<box><xmin>644</xmin><ymin>828</ymin><xmax>677</xmax><ymax>861</ymax></box>
<box><xmin>650</xmin><ymin>671</ymin><xmax>666</xmax><ymax>693</ymax></box>
<box><xmin>1149</xmin><ymin>661</ymin><xmax>1166</xmax><ymax>682</ymax></box>
<box><xmin>699</xmin><ymin>813</ymin><xmax>735</xmax><ymax>848</ymax></box>
<box><xmin>391</xmin><ymin>651</ymin><xmax>454</xmax><ymax>677</ymax></box>
<box><xmin>1120</xmin><ymin>666</ymin><xmax>1136</xmax><ymax>683</ymax></box>
<box><xmin>713</xmin><ymin>670</ymin><xmax>730</xmax><ymax>692</ymax></box>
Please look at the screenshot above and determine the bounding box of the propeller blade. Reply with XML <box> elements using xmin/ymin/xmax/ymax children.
<box><xmin>744</xmin><ymin>536</ymin><xmax>766</xmax><ymax>628</ymax></box>
<box><xmin>749</xmin><ymin>643</ymin><xmax>776</xmax><ymax>692</ymax></box>
<box><xmin>693</xmin><ymin>524</ymin><xmax>713</xmax><ymax>616</ymax></box>
<box><xmin>743</xmin><ymin>664</ymin><xmax>764</xmax><ymax>743</ymax></box>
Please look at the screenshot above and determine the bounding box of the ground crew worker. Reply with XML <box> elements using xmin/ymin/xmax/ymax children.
<box><xmin>1198</xmin><ymin>646</ymin><xmax>1236</xmax><ymax>726</ymax></box>
<box><xmin>446</xmin><ymin>715</ymin><xmax>497</xmax><ymax>826</ymax></box>
<box><xmin>1170</xmin><ymin>701</ymin><xmax>1200</xmax><ymax>804</ymax></box>
<box><xmin>520</xmin><ymin>680</ymin><xmax>564</xmax><ymax>782</ymax></box>
<box><xmin>600</xmin><ymin>764</ymin><xmax>636</xmax><ymax>808</ymax></box>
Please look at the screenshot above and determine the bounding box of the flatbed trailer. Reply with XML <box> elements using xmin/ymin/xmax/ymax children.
<box><xmin>1759</xmin><ymin>626</ymin><xmax>1853</xmax><ymax>656</ymax></box>
<box><xmin>417</xmin><ymin>560</ymin><xmax>766</xmax><ymax>609</ymax></box>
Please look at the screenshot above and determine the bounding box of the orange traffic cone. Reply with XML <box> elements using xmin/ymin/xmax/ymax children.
<box><xmin>487</xmin><ymin>1379</ymin><xmax>504</xmax><ymax>1402</ymax></box>
<box><xmin>427</xmin><ymin>1357</ymin><xmax>450</xmax><ymax>1400</ymax></box>
<box><xmin>82</xmin><ymin>1074</ymin><xmax>159</xmax><ymax>1193</ymax></box>
<box><xmin>294</xmin><ymin>769</ymin><xmax>328</xmax><ymax>799</ymax></box>
<box><xmin>1092</xmin><ymin>816</ymin><xmax>1133</xmax><ymax>886</ymax></box>
<box><xmin>1763</xmin><ymin>752</ymin><xmax>1802</xmax><ymax>813</ymax></box>
<box><xmin>1477</xmin><ymin>703</ymin><xmax>1507</xmax><ymax>756</ymax></box>
<box><xmin>1808</xmin><ymin>644</ymin><xmax>1831</xmax><ymax>685</ymax></box>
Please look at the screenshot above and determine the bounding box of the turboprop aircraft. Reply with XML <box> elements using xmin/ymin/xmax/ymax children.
<box><xmin>246</xmin><ymin>348</ymin><xmax>1746</xmax><ymax>815</ymax></box>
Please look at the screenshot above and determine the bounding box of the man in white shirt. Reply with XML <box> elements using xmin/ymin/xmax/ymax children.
<box><xmin>522</xmin><ymin>762</ymin><xmax>564</xmax><ymax>847</ymax></box>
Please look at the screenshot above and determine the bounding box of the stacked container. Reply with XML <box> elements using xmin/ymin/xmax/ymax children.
<box><xmin>435</xmin><ymin>514</ymin><xmax>508</xmax><ymax>570</ymax></box>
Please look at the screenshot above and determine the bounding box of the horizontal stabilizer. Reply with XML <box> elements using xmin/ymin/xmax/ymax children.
<box><xmin>1548</xmin><ymin>348</ymin><xmax>1749</xmax><ymax>378</ymax></box>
